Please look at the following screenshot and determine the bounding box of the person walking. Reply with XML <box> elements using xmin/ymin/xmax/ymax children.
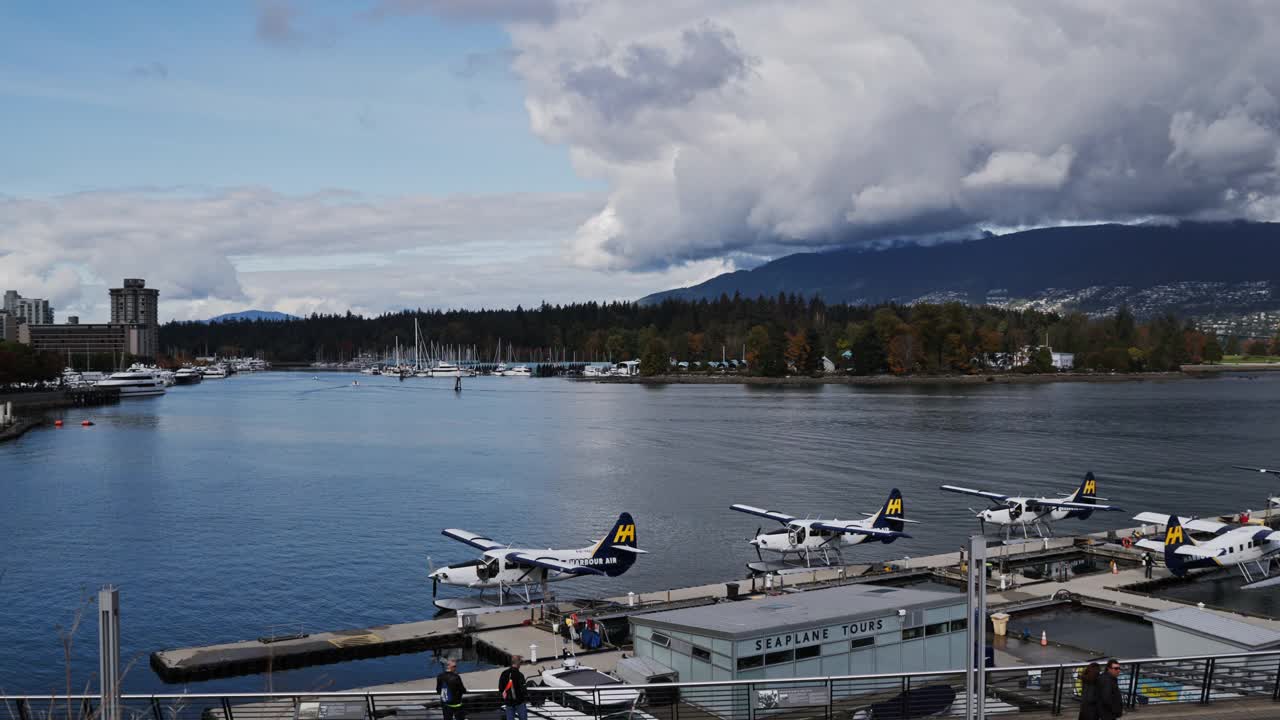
<box><xmin>498</xmin><ymin>655</ymin><xmax>529</xmax><ymax>720</ymax></box>
<box><xmin>1141</xmin><ymin>552</ymin><xmax>1154</xmax><ymax>580</ymax></box>
<box><xmin>1077</xmin><ymin>662</ymin><xmax>1100</xmax><ymax>720</ymax></box>
<box><xmin>1097</xmin><ymin>659</ymin><xmax>1124</xmax><ymax>720</ymax></box>
<box><xmin>437</xmin><ymin>658</ymin><xmax>467</xmax><ymax>720</ymax></box>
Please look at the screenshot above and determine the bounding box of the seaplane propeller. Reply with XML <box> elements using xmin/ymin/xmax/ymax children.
<box><xmin>969</xmin><ymin>508</ymin><xmax>986</xmax><ymax>535</ymax></box>
<box><xmin>753</xmin><ymin>527</ymin><xmax>764</xmax><ymax>562</ymax></box>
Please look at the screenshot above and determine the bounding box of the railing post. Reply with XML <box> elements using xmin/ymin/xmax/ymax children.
<box><xmin>16</xmin><ymin>698</ymin><xmax>31</xmax><ymax>720</ymax></box>
<box><xmin>1273</xmin><ymin>656</ymin><xmax>1280</xmax><ymax>701</ymax></box>
<box><xmin>365</xmin><ymin>693</ymin><xmax>376</xmax><ymax>719</ymax></box>
<box><xmin>150</xmin><ymin>697</ymin><xmax>163</xmax><ymax>720</ymax></box>
<box><xmin>1052</xmin><ymin>665</ymin><xmax>1064</xmax><ymax>715</ymax></box>
<box><xmin>594</xmin><ymin>688</ymin><xmax>602</xmax><ymax>720</ymax></box>
<box><xmin>900</xmin><ymin>675</ymin><xmax>909</xmax><ymax>720</ymax></box>
<box><xmin>1125</xmin><ymin>662</ymin><xmax>1140</xmax><ymax>709</ymax></box>
<box><xmin>98</xmin><ymin>587</ymin><xmax>121</xmax><ymax>720</ymax></box>
<box><xmin>220</xmin><ymin>697</ymin><xmax>234</xmax><ymax>720</ymax></box>
<box><xmin>1201</xmin><ymin>658</ymin><xmax>1216</xmax><ymax>705</ymax></box>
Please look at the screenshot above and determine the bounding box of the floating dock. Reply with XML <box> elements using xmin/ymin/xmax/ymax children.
<box><xmin>156</xmin><ymin>508</ymin><xmax>1280</xmax><ymax>687</ymax></box>
<box><xmin>150</xmin><ymin>618</ymin><xmax>467</xmax><ymax>682</ymax></box>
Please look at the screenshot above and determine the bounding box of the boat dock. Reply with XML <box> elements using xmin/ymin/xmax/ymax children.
<box><xmin>154</xmin><ymin>508</ymin><xmax>1280</xmax><ymax>686</ymax></box>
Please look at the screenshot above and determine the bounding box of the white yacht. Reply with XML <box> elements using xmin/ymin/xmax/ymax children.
<box><xmin>96</xmin><ymin>370</ymin><xmax>167</xmax><ymax>397</ymax></box>
<box><xmin>201</xmin><ymin>364</ymin><xmax>228</xmax><ymax>379</ymax></box>
<box><xmin>174</xmin><ymin>367</ymin><xmax>203</xmax><ymax>385</ymax></box>
<box><xmin>503</xmin><ymin>365</ymin><xmax>533</xmax><ymax>377</ymax></box>
<box><xmin>533</xmin><ymin>659</ymin><xmax>657</xmax><ymax>720</ymax></box>
<box><xmin>430</xmin><ymin>362</ymin><xmax>475</xmax><ymax>377</ymax></box>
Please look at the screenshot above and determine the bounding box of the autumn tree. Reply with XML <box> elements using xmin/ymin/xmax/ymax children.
<box><xmin>1203</xmin><ymin>337</ymin><xmax>1224</xmax><ymax>364</ymax></box>
<box><xmin>639</xmin><ymin>337</ymin><xmax>669</xmax><ymax>376</ymax></box>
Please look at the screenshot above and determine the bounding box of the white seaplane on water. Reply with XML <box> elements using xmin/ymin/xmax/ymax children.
<box><xmin>730</xmin><ymin>489</ymin><xmax>915</xmax><ymax>571</ymax></box>
<box><xmin>429</xmin><ymin>513</ymin><xmax>646</xmax><ymax>610</ymax></box>
<box><xmin>940</xmin><ymin>472</ymin><xmax>1123</xmax><ymax>540</ymax></box>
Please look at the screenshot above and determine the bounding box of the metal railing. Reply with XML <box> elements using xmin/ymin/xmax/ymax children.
<box><xmin>7</xmin><ymin>648</ymin><xmax>1280</xmax><ymax>720</ymax></box>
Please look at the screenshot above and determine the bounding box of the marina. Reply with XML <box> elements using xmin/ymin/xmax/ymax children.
<box><xmin>7</xmin><ymin>372</ymin><xmax>1280</xmax><ymax>696</ymax></box>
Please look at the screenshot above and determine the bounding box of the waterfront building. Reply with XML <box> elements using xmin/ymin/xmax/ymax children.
<box><xmin>629</xmin><ymin>584</ymin><xmax>968</xmax><ymax>683</ymax></box>
<box><xmin>19</xmin><ymin>322</ymin><xmax>127</xmax><ymax>356</ymax></box>
<box><xmin>3</xmin><ymin>290</ymin><xmax>54</xmax><ymax>325</ymax></box>
<box><xmin>0</xmin><ymin>310</ymin><xmax>15</xmax><ymax>342</ymax></box>
<box><xmin>109</xmin><ymin>278</ymin><xmax>160</xmax><ymax>357</ymax></box>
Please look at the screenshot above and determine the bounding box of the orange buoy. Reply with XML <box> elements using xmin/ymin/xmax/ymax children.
<box><xmin>54</xmin><ymin>419</ymin><xmax>63</xmax><ymax>427</ymax></box>
<box><xmin>81</xmin><ymin>420</ymin><xmax>93</xmax><ymax>426</ymax></box>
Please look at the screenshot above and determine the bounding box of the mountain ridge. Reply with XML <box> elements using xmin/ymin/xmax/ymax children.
<box><xmin>205</xmin><ymin>310</ymin><xmax>300</xmax><ymax>323</ymax></box>
<box><xmin>641</xmin><ymin>222</ymin><xmax>1280</xmax><ymax>330</ymax></box>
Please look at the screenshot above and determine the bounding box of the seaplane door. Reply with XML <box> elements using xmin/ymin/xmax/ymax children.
<box><xmin>788</xmin><ymin>524</ymin><xmax>806</xmax><ymax>546</ymax></box>
<box><xmin>479</xmin><ymin>556</ymin><xmax>500</xmax><ymax>580</ymax></box>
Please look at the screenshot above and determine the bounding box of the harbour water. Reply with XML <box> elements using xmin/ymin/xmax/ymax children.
<box><xmin>3</xmin><ymin>372</ymin><xmax>1280</xmax><ymax>693</ymax></box>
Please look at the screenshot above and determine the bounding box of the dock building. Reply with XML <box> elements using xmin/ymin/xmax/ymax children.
<box><xmin>630</xmin><ymin>584</ymin><xmax>968</xmax><ymax>682</ymax></box>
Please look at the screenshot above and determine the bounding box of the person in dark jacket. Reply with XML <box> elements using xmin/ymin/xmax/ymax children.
<box><xmin>498</xmin><ymin>655</ymin><xmax>529</xmax><ymax>720</ymax></box>
<box><xmin>1096</xmin><ymin>659</ymin><xmax>1124</xmax><ymax>720</ymax></box>
<box><xmin>437</xmin><ymin>658</ymin><xmax>467</xmax><ymax>720</ymax></box>
<box><xmin>1141</xmin><ymin>552</ymin><xmax>1154</xmax><ymax>579</ymax></box>
<box><xmin>1077</xmin><ymin>662</ymin><xmax>1100</xmax><ymax>720</ymax></box>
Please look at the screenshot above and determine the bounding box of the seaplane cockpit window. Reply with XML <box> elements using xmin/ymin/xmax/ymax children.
<box><xmin>788</xmin><ymin>526</ymin><xmax>807</xmax><ymax>543</ymax></box>
<box><xmin>479</xmin><ymin>557</ymin><xmax>499</xmax><ymax>579</ymax></box>
<box><xmin>505</xmin><ymin>560</ymin><xmax>520</xmax><ymax>570</ymax></box>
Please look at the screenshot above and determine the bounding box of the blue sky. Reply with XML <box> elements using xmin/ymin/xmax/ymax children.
<box><xmin>2</xmin><ymin>2</ymin><xmax>1276</xmax><ymax>322</ymax></box>
<box><xmin>0</xmin><ymin>2</ymin><xmax>587</xmax><ymax>196</ymax></box>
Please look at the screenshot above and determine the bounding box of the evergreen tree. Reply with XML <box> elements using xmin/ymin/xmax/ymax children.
<box><xmin>1203</xmin><ymin>337</ymin><xmax>1224</xmax><ymax>364</ymax></box>
<box><xmin>639</xmin><ymin>337</ymin><xmax>669</xmax><ymax>376</ymax></box>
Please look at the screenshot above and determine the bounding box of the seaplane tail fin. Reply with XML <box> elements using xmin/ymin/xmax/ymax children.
<box><xmin>589</xmin><ymin>512</ymin><xmax>642</xmax><ymax>577</ymax></box>
<box><xmin>1163</xmin><ymin>514</ymin><xmax>1194</xmax><ymax>577</ymax></box>
<box><xmin>871</xmin><ymin>488</ymin><xmax>906</xmax><ymax>538</ymax></box>
<box><xmin>1070</xmin><ymin>472</ymin><xmax>1098</xmax><ymax>504</ymax></box>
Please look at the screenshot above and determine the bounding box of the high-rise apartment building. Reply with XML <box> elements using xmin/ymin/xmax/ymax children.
<box><xmin>108</xmin><ymin>278</ymin><xmax>160</xmax><ymax>357</ymax></box>
<box><xmin>3</xmin><ymin>290</ymin><xmax>54</xmax><ymax>325</ymax></box>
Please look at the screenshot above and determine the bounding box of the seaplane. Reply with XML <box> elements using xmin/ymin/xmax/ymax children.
<box><xmin>428</xmin><ymin>512</ymin><xmax>646</xmax><ymax>611</ymax></box>
<box><xmin>730</xmin><ymin>489</ymin><xmax>915</xmax><ymax>571</ymax></box>
<box><xmin>1231</xmin><ymin>465</ymin><xmax>1280</xmax><ymax>508</ymax></box>
<box><xmin>1132</xmin><ymin>513</ymin><xmax>1280</xmax><ymax>590</ymax></box>
<box><xmin>940</xmin><ymin>472</ymin><xmax>1122</xmax><ymax>541</ymax></box>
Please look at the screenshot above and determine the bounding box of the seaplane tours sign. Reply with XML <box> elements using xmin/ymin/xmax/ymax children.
<box><xmin>740</xmin><ymin>617</ymin><xmax>892</xmax><ymax>654</ymax></box>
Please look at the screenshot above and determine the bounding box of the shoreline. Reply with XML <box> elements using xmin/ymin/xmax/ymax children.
<box><xmin>0</xmin><ymin>417</ymin><xmax>41</xmax><ymax>444</ymax></box>
<box><xmin>584</xmin><ymin>371</ymin><xmax>1200</xmax><ymax>386</ymax></box>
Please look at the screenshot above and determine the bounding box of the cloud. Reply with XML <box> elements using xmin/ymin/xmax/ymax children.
<box><xmin>128</xmin><ymin>62</ymin><xmax>168</xmax><ymax>80</ymax></box>
<box><xmin>962</xmin><ymin>146</ymin><xmax>1076</xmax><ymax>191</ymax></box>
<box><xmin>503</xmin><ymin>1</ymin><xmax>1280</xmax><ymax>271</ymax></box>
<box><xmin>0</xmin><ymin>189</ymin><xmax>726</xmax><ymax>322</ymax></box>
<box><xmin>254</xmin><ymin>0</ymin><xmax>333</xmax><ymax>48</ymax></box>
<box><xmin>367</xmin><ymin>0</ymin><xmax>558</xmax><ymax>24</ymax></box>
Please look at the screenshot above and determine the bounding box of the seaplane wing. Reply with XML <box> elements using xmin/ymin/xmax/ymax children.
<box><xmin>1232</xmin><ymin>465</ymin><xmax>1280</xmax><ymax>475</ymax></box>
<box><xmin>730</xmin><ymin>504</ymin><xmax>796</xmax><ymax>524</ymax></box>
<box><xmin>1134</xmin><ymin>539</ymin><xmax>1165</xmax><ymax>553</ymax></box>
<box><xmin>504</xmin><ymin>552</ymin><xmax>605</xmax><ymax>576</ymax></box>
<box><xmin>939</xmin><ymin>485</ymin><xmax>1009</xmax><ymax>502</ymax></box>
<box><xmin>1173</xmin><ymin>545</ymin><xmax>1225</xmax><ymax>559</ymax></box>
<box><xmin>441</xmin><ymin>528</ymin><xmax>505</xmax><ymax>552</ymax></box>
<box><xmin>1252</xmin><ymin>529</ymin><xmax>1280</xmax><ymax>545</ymax></box>
<box><xmin>1132</xmin><ymin>512</ymin><xmax>1228</xmax><ymax>535</ymax></box>
<box><xmin>1033</xmin><ymin>498</ymin><xmax>1123</xmax><ymax>512</ymax></box>
<box><xmin>811</xmin><ymin>521</ymin><xmax>910</xmax><ymax>539</ymax></box>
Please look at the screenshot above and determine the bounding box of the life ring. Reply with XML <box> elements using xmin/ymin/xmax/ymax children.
<box><xmin>1121</xmin><ymin>537</ymin><xmax>1133</xmax><ymax>549</ymax></box>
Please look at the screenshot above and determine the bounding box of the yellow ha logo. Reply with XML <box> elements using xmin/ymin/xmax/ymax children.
<box><xmin>886</xmin><ymin>498</ymin><xmax>903</xmax><ymax>515</ymax></box>
<box><xmin>1083</xmin><ymin>479</ymin><xmax>1096</xmax><ymax>496</ymax></box>
<box><xmin>613</xmin><ymin>524</ymin><xmax>636</xmax><ymax>543</ymax></box>
<box><xmin>1165</xmin><ymin>525</ymin><xmax>1184</xmax><ymax>545</ymax></box>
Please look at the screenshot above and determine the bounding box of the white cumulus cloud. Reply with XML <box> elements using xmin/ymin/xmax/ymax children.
<box><xmin>502</xmin><ymin>0</ymin><xmax>1280</xmax><ymax>270</ymax></box>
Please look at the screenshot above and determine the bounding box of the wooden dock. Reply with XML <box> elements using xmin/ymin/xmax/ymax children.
<box><xmin>150</xmin><ymin>617</ymin><xmax>467</xmax><ymax>682</ymax></box>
